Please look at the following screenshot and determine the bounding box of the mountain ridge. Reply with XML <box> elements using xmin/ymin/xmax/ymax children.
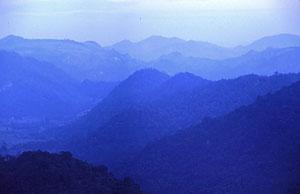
<box><xmin>16</xmin><ymin>70</ymin><xmax>300</xmax><ymax>172</ymax></box>
<box><xmin>127</xmin><ymin>80</ymin><xmax>300</xmax><ymax>194</ymax></box>
<box><xmin>0</xmin><ymin>35</ymin><xmax>144</xmax><ymax>81</ymax></box>
<box><xmin>110</xmin><ymin>33</ymin><xmax>300</xmax><ymax>61</ymax></box>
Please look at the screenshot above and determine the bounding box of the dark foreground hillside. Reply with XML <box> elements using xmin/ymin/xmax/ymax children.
<box><xmin>128</xmin><ymin>81</ymin><xmax>300</xmax><ymax>194</ymax></box>
<box><xmin>0</xmin><ymin>151</ymin><xmax>144</xmax><ymax>194</ymax></box>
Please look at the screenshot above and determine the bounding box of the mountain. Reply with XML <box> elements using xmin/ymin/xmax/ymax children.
<box><xmin>60</xmin><ymin>69</ymin><xmax>170</xmax><ymax>139</ymax></box>
<box><xmin>151</xmin><ymin>47</ymin><xmax>300</xmax><ymax>80</ymax></box>
<box><xmin>218</xmin><ymin>47</ymin><xmax>300</xmax><ymax>78</ymax></box>
<box><xmin>246</xmin><ymin>33</ymin><xmax>300</xmax><ymax>51</ymax></box>
<box><xmin>150</xmin><ymin>52</ymin><xmax>218</xmax><ymax>77</ymax></box>
<box><xmin>32</xmin><ymin>70</ymin><xmax>300</xmax><ymax>170</ymax></box>
<box><xmin>0</xmin><ymin>50</ymin><xmax>89</xmax><ymax>121</ymax></box>
<box><xmin>147</xmin><ymin>73</ymin><xmax>300</xmax><ymax>129</ymax></box>
<box><xmin>3</xmin><ymin>35</ymin><xmax>300</xmax><ymax>82</ymax></box>
<box><xmin>0</xmin><ymin>51</ymin><xmax>119</xmax><ymax>147</ymax></box>
<box><xmin>109</xmin><ymin>34</ymin><xmax>300</xmax><ymax>62</ymax></box>
<box><xmin>0</xmin><ymin>151</ymin><xmax>145</xmax><ymax>194</ymax></box>
<box><xmin>0</xmin><ymin>35</ymin><xmax>144</xmax><ymax>81</ymax></box>
<box><xmin>79</xmin><ymin>80</ymin><xmax>119</xmax><ymax>102</ymax></box>
<box><xmin>109</xmin><ymin>35</ymin><xmax>238</xmax><ymax>61</ymax></box>
<box><xmin>127</xmin><ymin>80</ymin><xmax>300</xmax><ymax>194</ymax></box>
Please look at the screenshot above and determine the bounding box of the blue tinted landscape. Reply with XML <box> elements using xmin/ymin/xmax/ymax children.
<box><xmin>1</xmin><ymin>1</ymin><xmax>300</xmax><ymax>194</ymax></box>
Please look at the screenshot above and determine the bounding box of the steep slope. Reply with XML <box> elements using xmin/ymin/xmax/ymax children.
<box><xmin>0</xmin><ymin>151</ymin><xmax>145</xmax><ymax>194</ymax></box>
<box><xmin>58</xmin><ymin>69</ymin><xmax>170</xmax><ymax>139</ymax></box>
<box><xmin>149</xmin><ymin>73</ymin><xmax>300</xmax><ymax>128</ymax></box>
<box><xmin>151</xmin><ymin>47</ymin><xmax>300</xmax><ymax>80</ymax></box>
<box><xmin>61</xmin><ymin>71</ymin><xmax>210</xmax><ymax>167</ymax></box>
<box><xmin>85</xmin><ymin>68</ymin><xmax>170</xmax><ymax>129</ymax></box>
<box><xmin>0</xmin><ymin>35</ymin><xmax>144</xmax><ymax>81</ymax></box>
<box><xmin>14</xmin><ymin>70</ymin><xmax>300</xmax><ymax>172</ymax></box>
<box><xmin>63</xmin><ymin>72</ymin><xmax>300</xmax><ymax>168</ymax></box>
<box><xmin>128</xmin><ymin>81</ymin><xmax>300</xmax><ymax>194</ymax></box>
<box><xmin>79</xmin><ymin>80</ymin><xmax>119</xmax><ymax>102</ymax></box>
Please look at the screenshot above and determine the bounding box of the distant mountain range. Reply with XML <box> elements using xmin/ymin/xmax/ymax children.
<box><xmin>127</xmin><ymin>79</ymin><xmax>300</xmax><ymax>194</ymax></box>
<box><xmin>0</xmin><ymin>35</ymin><xmax>144</xmax><ymax>81</ymax></box>
<box><xmin>109</xmin><ymin>34</ymin><xmax>300</xmax><ymax>61</ymax></box>
<box><xmin>245</xmin><ymin>33</ymin><xmax>300</xmax><ymax>51</ymax></box>
<box><xmin>152</xmin><ymin>47</ymin><xmax>300</xmax><ymax>80</ymax></box>
<box><xmin>109</xmin><ymin>35</ymin><xmax>238</xmax><ymax>61</ymax></box>
<box><xmin>1</xmin><ymin>34</ymin><xmax>300</xmax><ymax>81</ymax></box>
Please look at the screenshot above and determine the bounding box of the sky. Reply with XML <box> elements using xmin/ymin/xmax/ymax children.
<box><xmin>0</xmin><ymin>0</ymin><xmax>300</xmax><ymax>46</ymax></box>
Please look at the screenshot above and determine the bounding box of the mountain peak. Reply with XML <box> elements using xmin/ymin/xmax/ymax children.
<box><xmin>84</xmin><ymin>41</ymin><xmax>102</xmax><ymax>49</ymax></box>
<box><xmin>1</xmin><ymin>35</ymin><xmax>24</xmax><ymax>42</ymax></box>
<box><xmin>247</xmin><ymin>33</ymin><xmax>300</xmax><ymax>51</ymax></box>
<box><xmin>172</xmin><ymin>72</ymin><xmax>206</xmax><ymax>80</ymax></box>
<box><xmin>160</xmin><ymin>72</ymin><xmax>210</xmax><ymax>90</ymax></box>
<box><xmin>141</xmin><ymin>35</ymin><xmax>185</xmax><ymax>44</ymax></box>
<box><xmin>127</xmin><ymin>68</ymin><xmax>169</xmax><ymax>81</ymax></box>
<box><xmin>144</xmin><ymin>35</ymin><xmax>166</xmax><ymax>41</ymax></box>
<box><xmin>110</xmin><ymin>68</ymin><xmax>170</xmax><ymax>96</ymax></box>
<box><xmin>113</xmin><ymin>39</ymin><xmax>133</xmax><ymax>46</ymax></box>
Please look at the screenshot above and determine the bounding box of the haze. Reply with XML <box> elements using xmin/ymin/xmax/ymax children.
<box><xmin>0</xmin><ymin>0</ymin><xmax>300</xmax><ymax>46</ymax></box>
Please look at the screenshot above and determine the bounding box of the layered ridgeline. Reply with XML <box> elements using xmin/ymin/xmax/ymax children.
<box><xmin>109</xmin><ymin>35</ymin><xmax>238</xmax><ymax>61</ymax></box>
<box><xmin>151</xmin><ymin>47</ymin><xmax>300</xmax><ymax>80</ymax></box>
<box><xmin>0</xmin><ymin>51</ymin><xmax>117</xmax><ymax>147</ymax></box>
<box><xmin>127</xmin><ymin>80</ymin><xmax>300</xmax><ymax>194</ymax></box>
<box><xmin>0</xmin><ymin>50</ymin><xmax>88</xmax><ymax>121</ymax></box>
<box><xmin>31</xmin><ymin>69</ymin><xmax>300</xmax><ymax>170</ymax></box>
<box><xmin>2</xmin><ymin>34</ymin><xmax>300</xmax><ymax>82</ymax></box>
<box><xmin>0</xmin><ymin>35</ymin><xmax>144</xmax><ymax>81</ymax></box>
<box><xmin>0</xmin><ymin>151</ymin><xmax>145</xmax><ymax>194</ymax></box>
<box><xmin>0</xmin><ymin>50</ymin><xmax>117</xmax><ymax>121</ymax></box>
<box><xmin>110</xmin><ymin>34</ymin><xmax>300</xmax><ymax>61</ymax></box>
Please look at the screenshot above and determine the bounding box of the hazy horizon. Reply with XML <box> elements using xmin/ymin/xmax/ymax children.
<box><xmin>1</xmin><ymin>0</ymin><xmax>300</xmax><ymax>47</ymax></box>
<box><xmin>2</xmin><ymin>32</ymin><xmax>300</xmax><ymax>48</ymax></box>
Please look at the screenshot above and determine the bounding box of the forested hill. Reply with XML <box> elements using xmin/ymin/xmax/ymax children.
<box><xmin>128</xmin><ymin>80</ymin><xmax>300</xmax><ymax>194</ymax></box>
<box><xmin>0</xmin><ymin>151</ymin><xmax>145</xmax><ymax>194</ymax></box>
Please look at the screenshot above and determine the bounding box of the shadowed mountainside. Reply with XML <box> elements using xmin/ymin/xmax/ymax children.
<box><xmin>0</xmin><ymin>50</ymin><xmax>118</xmax><ymax>147</ymax></box>
<box><xmin>15</xmin><ymin>70</ymin><xmax>300</xmax><ymax>171</ymax></box>
<box><xmin>0</xmin><ymin>151</ymin><xmax>145</xmax><ymax>194</ymax></box>
<box><xmin>127</xmin><ymin>80</ymin><xmax>300</xmax><ymax>194</ymax></box>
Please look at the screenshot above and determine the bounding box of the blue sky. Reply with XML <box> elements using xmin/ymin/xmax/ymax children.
<box><xmin>0</xmin><ymin>0</ymin><xmax>300</xmax><ymax>46</ymax></box>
